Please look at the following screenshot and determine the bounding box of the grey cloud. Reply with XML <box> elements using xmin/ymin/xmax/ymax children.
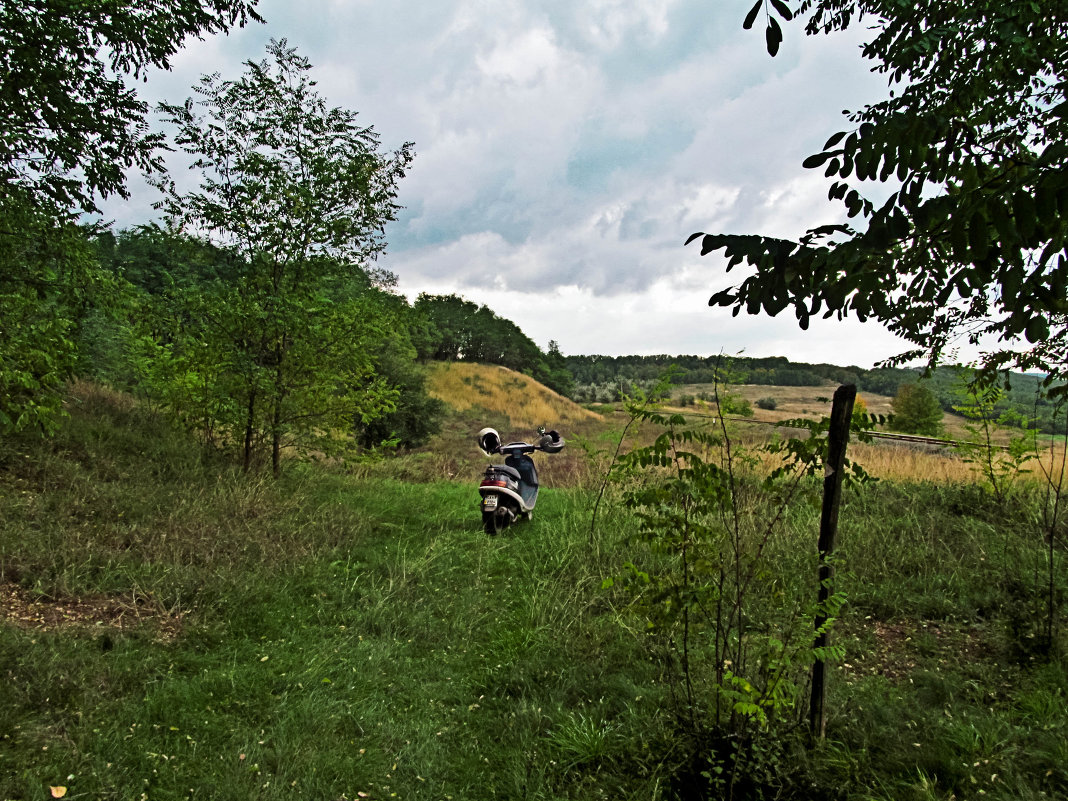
<box><xmin>93</xmin><ymin>0</ymin><xmax>915</xmax><ymax>364</ymax></box>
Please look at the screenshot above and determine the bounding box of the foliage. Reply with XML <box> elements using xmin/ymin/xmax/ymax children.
<box><xmin>890</xmin><ymin>382</ymin><xmax>944</xmax><ymax>436</ymax></box>
<box><xmin>352</xmin><ymin>298</ymin><xmax>445</xmax><ymax>450</ymax></box>
<box><xmin>1037</xmin><ymin>408</ymin><xmax>1068</xmax><ymax>653</ymax></box>
<box><xmin>153</xmin><ymin>40</ymin><xmax>414</xmax><ymax>473</ymax></box>
<box><xmin>850</xmin><ymin>394</ymin><xmax>867</xmax><ymax>426</ymax></box>
<box><xmin>0</xmin><ymin>200</ymin><xmax>103</xmax><ymax>435</ymax></box>
<box><xmin>413</xmin><ymin>294</ymin><xmax>573</xmax><ymax>396</ymax></box>
<box><xmin>0</xmin><ymin>0</ymin><xmax>262</xmax><ymax>215</ymax></box>
<box><xmin>539</xmin><ymin>340</ymin><xmax>575</xmax><ymax>398</ymax></box>
<box><xmin>414</xmin><ymin>294</ymin><xmax>540</xmax><ymax>366</ymax></box>
<box><xmin>0</xmin><ymin>0</ymin><xmax>262</xmax><ymax>437</ymax></box>
<box><xmin>756</xmin><ymin>396</ymin><xmax>778</xmax><ymax>410</ymax></box>
<box><xmin>601</xmin><ymin>387</ymin><xmax>857</xmax><ymax>793</ymax></box>
<box><xmin>720</xmin><ymin>391</ymin><xmax>755</xmax><ymax>417</ymax></box>
<box><xmin>692</xmin><ymin>0</ymin><xmax>1068</xmax><ymax>392</ymax></box>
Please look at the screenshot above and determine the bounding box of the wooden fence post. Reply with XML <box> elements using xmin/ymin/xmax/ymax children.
<box><xmin>809</xmin><ymin>383</ymin><xmax>856</xmax><ymax>740</ymax></box>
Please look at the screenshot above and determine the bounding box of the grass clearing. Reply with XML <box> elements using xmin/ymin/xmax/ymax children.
<box><xmin>1</xmin><ymin>383</ymin><xmax>1066</xmax><ymax>800</ymax></box>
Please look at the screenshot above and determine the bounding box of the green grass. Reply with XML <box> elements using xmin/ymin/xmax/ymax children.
<box><xmin>1</xmin><ymin>387</ymin><xmax>1066</xmax><ymax>800</ymax></box>
<box><xmin>1</xmin><ymin>474</ymin><xmax>668</xmax><ymax>800</ymax></box>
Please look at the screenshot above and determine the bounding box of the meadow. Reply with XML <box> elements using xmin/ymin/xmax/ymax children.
<box><xmin>1</xmin><ymin>371</ymin><xmax>1066</xmax><ymax>801</ymax></box>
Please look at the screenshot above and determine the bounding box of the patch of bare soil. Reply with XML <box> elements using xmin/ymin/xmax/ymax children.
<box><xmin>0</xmin><ymin>582</ymin><xmax>182</xmax><ymax>642</ymax></box>
<box><xmin>841</xmin><ymin>619</ymin><xmax>996</xmax><ymax>681</ymax></box>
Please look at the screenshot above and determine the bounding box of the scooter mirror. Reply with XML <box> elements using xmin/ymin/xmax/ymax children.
<box><xmin>539</xmin><ymin>430</ymin><xmax>565</xmax><ymax>453</ymax></box>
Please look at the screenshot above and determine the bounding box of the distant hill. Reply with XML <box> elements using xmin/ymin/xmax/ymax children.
<box><xmin>425</xmin><ymin>362</ymin><xmax>601</xmax><ymax>430</ymax></box>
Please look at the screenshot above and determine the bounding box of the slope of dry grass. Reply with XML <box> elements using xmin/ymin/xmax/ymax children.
<box><xmin>425</xmin><ymin>362</ymin><xmax>602</xmax><ymax>429</ymax></box>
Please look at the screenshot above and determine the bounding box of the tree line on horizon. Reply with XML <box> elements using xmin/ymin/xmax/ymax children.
<box><xmin>562</xmin><ymin>353</ymin><xmax>1064</xmax><ymax>435</ymax></box>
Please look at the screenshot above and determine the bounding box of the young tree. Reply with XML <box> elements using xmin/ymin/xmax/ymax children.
<box><xmin>155</xmin><ymin>40</ymin><xmax>415</xmax><ymax>474</ymax></box>
<box><xmin>690</xmin><ymin>0</ymin><xmax>1068</xmax><ymax>391</ymax></box>
<box><xmin>890</xmin><ymin>382</ymin><xmax>944</xmax><ymax>436</ymax></box>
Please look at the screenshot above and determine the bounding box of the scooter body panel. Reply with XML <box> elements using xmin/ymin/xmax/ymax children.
<box><xmin>479</xmin><ymin>465</ymin><xmax>532</xmax><ymax>513</ymax></box>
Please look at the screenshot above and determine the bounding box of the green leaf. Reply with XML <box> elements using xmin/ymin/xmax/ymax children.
<box><xmin>1024</xmin><ymin>316</ymin><xmax>1049</xmax><ymax>344</ymax></box>
<box><xmin>967</xmin><ymin>208</ymin><xmax>990</xmax><ymax>263</ymax></box>
<box><xmin>823</xmin><ymin>131</ymin><xmax>847</xmax><ymax>150</ymax></box>
<box><xmin>1013</xmin><ymin>191</ymin><xmax>1037</xmax><ymax>242</ymax></box>
<box><xmin>770</xmin><ymin>0</ymin><xmax>793</xmax><ymax>20</ymax></box>
<box><xmin>766</xmin><ymin>17</ymin><xmax>783</xmax><ymax>56</ymax></box>
<box><xmin>989</xmin><ymin>198</ymin><xmax>1017</xmax><ymax>245</ymax></box>
<box><xmin>802</xmin><ymin>152</ymin><xmax>832</xmax><ymax>169</ymax></box>
<box><xmin>949</xmin><ymin>215</ymin><xmax>970</xmax><ymax>262</ymax></box>
<box><xmin>743</xmin><ymin>0</ymin><xmax>762</xmax><ymax>30</ymax></box>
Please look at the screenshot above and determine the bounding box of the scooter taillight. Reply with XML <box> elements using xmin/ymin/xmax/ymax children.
<box><xmin>481</xmin><ymin>478</ymin><xmax>508</xmax><ymax>488</ymax></box>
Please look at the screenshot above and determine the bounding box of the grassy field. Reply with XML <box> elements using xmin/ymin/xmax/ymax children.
<box><xmin>1</xmin><ymin>376</ymin><xmax>1066</xmax><ymax>800</ymax></box>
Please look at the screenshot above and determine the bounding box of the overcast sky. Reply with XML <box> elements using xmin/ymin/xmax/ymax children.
<box><xmin>101</xmin><ymin>0</ymin><xmax>920</xmax><ymax>368</ymax></box>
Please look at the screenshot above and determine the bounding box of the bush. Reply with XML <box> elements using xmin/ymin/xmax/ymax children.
<box><xmin>756</xmin><ymin>397</ymin><xmax>778</xmax><ymax>410</ymax></box>
<box><xmin>721</xmin><ymin>392</ymin><xmax>754</xmax><ymax>417</ymax></box>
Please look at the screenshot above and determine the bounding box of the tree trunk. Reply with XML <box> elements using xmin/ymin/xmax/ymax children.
<box><xmin>272</xmin><ymin>402</ymin><xmax>282</xmax><ymax>478</ymax></box>
<box><xmin>243</xmin><ymin>389</ymin><xmax>256</xmax><ymax>473</ymax></box>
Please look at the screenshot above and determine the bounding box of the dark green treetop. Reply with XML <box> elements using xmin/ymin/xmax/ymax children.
<box><xmin>0</xmin><ymin>0</ymin><xmax>263</xmax><ymax>214</ymax></box>
<box><xmin>890</xmin><ymin>382</ymin><xmax>944</xmax><ymax>437</ymax></box>
<box><xmin>691</xmin><ymin>0</ymin><xmax>1068</xmax><ymax>392</ymax></box>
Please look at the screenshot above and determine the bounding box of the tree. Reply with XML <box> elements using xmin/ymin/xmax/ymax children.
<box><xmin>890</xmin><ymin>382</ymin><xmax>943</xmax><ymax>436</ymax></box>
<box><xmin>155</xmin><ymin>40</ymin><xmax>414</xmax><ymax>474</ymax></box>
<box><xmin>0</xmin><ymin>207</ymin><xmax>98</xmax><ymax>434</ymax></box>
<box><xmin>1</xmin><ymin>0</ymin><xmax>262</xmax><ymax>215</ymax></box>
<box><xmin>413</xmin><ymin>293</ymin><xmax>544</xmax><ymax>372</ymax></box>
<box><xmin>690</xmin><ymin>0</ymin><xmax>1068</xmax><ymax>392</ymax></box>
<box><xmin>538</xmin><ymin>340</ymin><xmax>575</xmax><ymax>398</ymax></box>
<box><xmin>0</xmin><ymin>0</ymin><xmax>262</xmax><ymax>437</ymax></box>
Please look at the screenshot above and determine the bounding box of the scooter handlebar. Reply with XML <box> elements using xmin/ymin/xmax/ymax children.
<box><xmin>480</xmin><ymin>429</ymin><xmax>564</xmax><ymax>456</ymax></box>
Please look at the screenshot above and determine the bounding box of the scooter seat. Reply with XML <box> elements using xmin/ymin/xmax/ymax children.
<box><xmin>488</xmin><ymin>465</ymin><xmax>522</xmax><ymax>481</ymax></box>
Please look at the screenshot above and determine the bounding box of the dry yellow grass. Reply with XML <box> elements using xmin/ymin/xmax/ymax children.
<box><xmin>425</xmin><ymin>362</ymin><xmax>602</xmax><ymax>430</ymax></box>
<box><xmin>662</xmin><ymin>386</ymin><xmax>1067</xmax><ymax>486</ymax></box>
<box><xmin>691</xmin><ymin>382</ymin><xmax>1044</xmax><ymax>444</ymax></box>
<box><xmin>419</xmin><ymin>371</ymin><xmax>1065</xmax><ymax>491</ymax></box>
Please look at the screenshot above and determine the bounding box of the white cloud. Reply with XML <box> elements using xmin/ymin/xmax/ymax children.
<box><xmin>476</xmin><ymin>27</ymin><xmax>560</xmax><ymax>85</ymax></box>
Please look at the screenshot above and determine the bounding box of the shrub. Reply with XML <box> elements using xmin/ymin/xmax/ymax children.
<box><xmin>756</xmin><ymin>396</ymin><xmax>778</xmax><ymax>410</ymax></box>
<box><xmin>721</xmin><ymin>392</ymin><xmax>754</xmax><ymax>417</ymax></box>
<box><xmin>891</xmin><ymin>383</ymin><xmax>944</xmax><ymax>436</ymax></box>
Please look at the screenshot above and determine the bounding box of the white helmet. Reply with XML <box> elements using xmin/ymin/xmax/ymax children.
<box><xmin>477</xmin><ymin>427</ymin><xmax>501</xmax><ymax>456</ymax></box>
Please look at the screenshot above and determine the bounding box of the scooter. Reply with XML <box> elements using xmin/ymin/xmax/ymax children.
<box><xmin>476</xmin><ymin>426</ymin><xmax>565</xmax><ymax>535</ymax></box>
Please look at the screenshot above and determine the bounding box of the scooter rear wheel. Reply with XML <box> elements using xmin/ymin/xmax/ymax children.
<box><xmin>483</xmin><ymin>507</ymin><xmax>511</xmax><ymax>535</ymax></box>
